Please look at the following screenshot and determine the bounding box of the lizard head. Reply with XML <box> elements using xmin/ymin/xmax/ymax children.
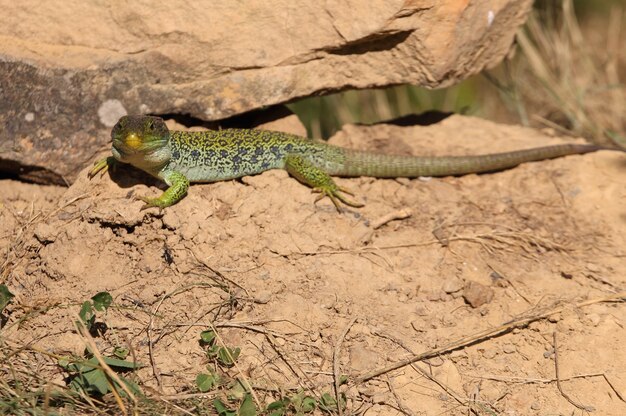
<box><xmin>111</xmin><ymin>115</ymin><xmax>172</xmax><ymax>172</ymax></box>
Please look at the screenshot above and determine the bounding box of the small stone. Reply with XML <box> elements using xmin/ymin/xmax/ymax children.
<box><xmin>531</xmin><ymin>401</ymin><xmax>541</xmax><ymax>410</ymax></box>
<box><xmin>350</xmin><ymin>346</ymin><xmax>379</xmax><ymax>372</ymax></box>
<box><xmin>502</xmin><ymin>343</ymin><xmax>516</xmax><ymax>354</ymax></box>
<box><xmin>414</xmin><ymin>304</ymin><xmax>429</xmax><ymax>316</ymax></box>
<box><xmin>482</xmin><ymin>349</ymin><xmax>497</xmax><ymax>359</ymax></box>
<box><xmin>411</xmin><ymin>320</ymin><xmax>427</xmax><ymax>332</ymax></box>
<box><xmin>462</xmin><ymin>281</ymin><xmax>494</xmax><ymax>308</ymax></box>
<box><xmin>255</xmin><ymin>290</ymin><xmax>272</xmax><ymax>304</ymax></box>
<box><xmin>33</xmin><ymin>223</ymin><xmax>57</xmax><ymax>243</ymax></box>
<box><xmin>357</xmin><ymin>385</ymin><xmax>377</xmax><ymax>397</ymax></box>
<box><xmin>442</xmin><ymin>276</ymin><xmax>463</xmax><ymax>294</ymax></box>
<box><xmin>57</xmin><ymin>211</ymin><xmax>73</xmax><ymax>221</ymax></box>
<box><xmin>587</xmin><ymin>313</ymin><xmax>601</xmax><ymax>327</ymax></box>
<box><xmin>161</xmin><ymin>211</ymin><xmax>181</xmax><ymax>230</ymax></box>
<box><xmin>180</xmin><ymin>222</ymin><xmax>199</xmax><ymax>241</ymax></box>
<box><xmin>426</xmin><ymin>290</ymin><xmax>443</xmax><ymax>301</ymax></box>
<box><xmin>371</xmin><ymin>392</ymin><xmax>390</xmax><ymax>404</ymax></box>
<box><xmin>547</xmin><ymin>313</ymin><xmax>561</xmax><ymax>323</ymax></box>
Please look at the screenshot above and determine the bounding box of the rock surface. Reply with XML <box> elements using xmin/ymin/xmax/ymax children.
<box><xmin>0</xmin><ymin>0</ymin><xmax>533</xmax><ymax>183</ymax></box>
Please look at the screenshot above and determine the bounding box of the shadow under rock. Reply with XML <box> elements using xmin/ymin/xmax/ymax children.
<box><xmin>378</xmin><ymin>110</ymin><xmax>453</xmax><ymax>127</ymax></box>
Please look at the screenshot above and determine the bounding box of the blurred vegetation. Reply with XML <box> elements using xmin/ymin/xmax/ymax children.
<box><xmin>289</xmin><ymin>0</ymin><xmax>625</xmax><ymax>147</ymax></box>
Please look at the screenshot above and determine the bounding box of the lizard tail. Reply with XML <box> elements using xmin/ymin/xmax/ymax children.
<box><xmin>332</xmin><ymin>143</ymin><xmax>607</xmax><ymax>178</ymax></box>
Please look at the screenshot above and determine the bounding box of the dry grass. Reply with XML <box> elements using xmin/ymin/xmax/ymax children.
<box><xmin>489</xmin><ymin>0</ymin><xmax>625</xmax><ymax>146</ymax></box>
<box><xmin>292</xmin><ymin>1</ymin><xmax>625</xmax><ymax>147</ymax></box>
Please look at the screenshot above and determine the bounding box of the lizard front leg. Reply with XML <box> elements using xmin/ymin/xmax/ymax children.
<box><xmin>138</xmin><ymin>170</ymin><xmax>189</xmax><ymax>210</ymax></box>
<box><xmin>88</xmin><ymin>156</ymin><xmax>117</xmax><ymax>178</ymax></box>
<box><xmin>284</xmin><ymin>155</ymin><xmax>363</xmax><ymax>211</ymax></box>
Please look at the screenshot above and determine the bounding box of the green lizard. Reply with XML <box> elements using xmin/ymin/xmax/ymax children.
<box><xmin>89</xmin><ymin>115</ymin><xmax>609</xmax><ymax>210</ymax></box>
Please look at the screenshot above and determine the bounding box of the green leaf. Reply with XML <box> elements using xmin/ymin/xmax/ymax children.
<box><xmin>318</xmin><ymin>392</ymin><xmax>345</xmax><ymax>413</ymax></box>
<box><xmin>58</xmin><ymin>357</ymin><xmax>70</xmax><ymax>369</ymax></box>
<box><xmin>266</xmin><ymin>399</ymin><xmax>288</xmax><ymax>411</ymax></box>
<box><xmin>69</xmin><ymin>375</ymin><xmax>88</xmax><ymax>393</ymax></box>
<box><xmin>91</xmin><ymin>292</ymin><xmax>113</xmax><ymax>311</ymax></box>
<box><xmin>218</xmin><ymin>347</ymin><xmax>241</xmax><ymax>367</ymax></box>
<box><xmin>78</xmin><ymin>301</ymin><xmax>95</xmax><ymax>329</ymax></box>
<box><xmin>214</xmin><ymin>399</ymin><xmax>237</xmax><ymax>416</ymax></box>
<box><xmin>318</xmin><ymin>393</ymin><xmax>337</xmax><ymax>412</ymax></box>
<box><xmin>113</xmin><ymin>346</ymin><xmax>129</xmax><ymax>359</ymax></box>
<box><xmin>0</xmin><ymin>284</ymin><xmax>14</xmax><ymax>313</ymax></box>
<box><xmin>227</xmin><ymin>379</ymin><xmax>248</xmax><ymax>400</ymax></box>
<box><xmin>62</xmin><ymin>354</ymin><xmax>141</xmax><ymax>398</ymax></box>
<box><xmin>118</xmin><ymin>377</ymin><xmax>142</xmax><ymax>396</ymax></box>
<box><xmin>238</xmin><ymin>393</ymin><xmax>257</xmax><ymax>416</ymax></box>
<box><xmin>196</xmin><ymin>373</ymin><xmax>218</xmax><ymax>392</ymax></box>
<box><xmin>301</xmin><ymin>396</ymin><xmax>316</xmax><ymax>413</ymax></box>
<box><xmin>206</xmin><ymin>344</ymin><xmax>220</xmax><ymax>358</ymax></box>
<box><xmin>82</xmin><ymin>369</ymin><xmax>110</xmax><ymax>395</ymax></box>
<box><xmin>200</xmin><ymin>329</ymin><xmax>217</xmax><ymax>344</ymax></box>
<box><xmin>100</xmin><ymin>356</ymin><xmax>141</xmax><ymax>370</ymax></box>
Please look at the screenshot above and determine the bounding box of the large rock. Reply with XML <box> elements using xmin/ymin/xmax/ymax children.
<box><xmin>0</xmin><ymin>0</ymin><xmax>533</xmax><ymax>183</ymax></box>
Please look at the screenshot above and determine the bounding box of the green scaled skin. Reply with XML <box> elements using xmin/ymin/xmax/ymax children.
<box><xmin>89</xmin><ymin>115</ymin><xmax>606</xmax><ymax>211</ymax></box>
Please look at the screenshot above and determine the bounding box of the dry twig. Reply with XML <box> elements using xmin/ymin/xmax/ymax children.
<box><xmin>552</xmin><ymin>331</ymin><xmax>595</xmax><ymax>412</ymax></box>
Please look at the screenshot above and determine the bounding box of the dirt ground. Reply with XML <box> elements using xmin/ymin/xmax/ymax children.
<box><xmin>1</xmin><ymin>114</ymin><xmax>625</xmax><ymax>415</ymax></box>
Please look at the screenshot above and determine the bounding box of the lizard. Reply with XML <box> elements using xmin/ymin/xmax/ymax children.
<box><xmin>89</xmin><ymin>115</ymin><xmax>612</xmax><ymax>211</ymax></box>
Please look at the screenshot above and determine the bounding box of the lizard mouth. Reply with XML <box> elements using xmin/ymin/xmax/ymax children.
<box><xmin>111</xmin><ymin>145</ymin><xmax>123</xmax><ymax>160</ymax></box>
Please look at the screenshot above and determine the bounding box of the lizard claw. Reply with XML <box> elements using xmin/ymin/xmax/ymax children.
<box><xmin>88</xmin><ymin>157</ymin><xmax>116</xmax><ymax>179</ymax></box>
<box><xmin>135</xmin><ymin>194</ymin><xmax>164</xmax><ymax>212</ymax></box>
<box><xmin>312</xmin><ymin>185</ymin><xmax>364</xmax><ymax>212</ymax></box>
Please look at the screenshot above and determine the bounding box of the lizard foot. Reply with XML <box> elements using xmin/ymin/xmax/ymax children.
<box><xmin>88</xmin><ymin>156</ymin><xmax>116</xmax><ymax>179</ymax></box>
<box><xmin>135</xmin><ymin>194</ymin><xmax>167</xmax><ymax>212</ymax></box>
<box><xmin>312</xmin><ymin>185</ymin><xmax>364</xmax><ymax>212</ymax></box>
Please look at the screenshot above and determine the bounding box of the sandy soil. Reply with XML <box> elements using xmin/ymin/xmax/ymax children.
<box><xmin>1</xmin><ymin>114</ymin><xmax>625</xmax><ymax>415</ymax></box>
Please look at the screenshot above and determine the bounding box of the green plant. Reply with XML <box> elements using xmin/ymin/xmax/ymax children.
<box><xmin>59</xmin><ymin>354</ymin><xmax>142</xmax><ymax>397</ymax></box>
<box><xmin>78</xmin><ymin>291</ymin><xmax>113</xmax><ymax>331</ymax></box>
<box><xmin>0</xmin><ymin>284</ymin><xmax>13</xmax><ymax>315</ymax></box>
<box><xmin>200</xmin><ymin>329</ymin><xmax>241</xmax><ymax>367</ymax></box>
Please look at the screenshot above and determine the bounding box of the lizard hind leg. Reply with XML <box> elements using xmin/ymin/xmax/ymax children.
<box><xmin>284</xmin><ymin>155</ymin><xmax>364</xmax><ymax>211</ymax></box>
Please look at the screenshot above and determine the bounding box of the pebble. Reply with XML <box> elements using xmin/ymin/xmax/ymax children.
<box><xmin>462</xmin><ymin>281</ymin><xmax>494</xmax><ymax>308</ymax></box>
<box><xmin>254</xmin><ymin>290</ymin><xmax>272</xmax><ymax>304</ymax></box>
<box><xmin>502</xmin><ymin>343</ymin><xmax>516</xmax><ymax>354</ymax></box>
<box><xmin>442</xmin><ymin>276</ymin><xmax>463</xmax><ymax>293</ymax></box>
<box><xmin>587</xmin><ymin>313</ymin><xmax>601</xmax><ymax>327</ymax></box>
<box><xmin>33</xmin><ymin>223</ymin><xmax>57</xmax><ymax>243</ymax></box>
